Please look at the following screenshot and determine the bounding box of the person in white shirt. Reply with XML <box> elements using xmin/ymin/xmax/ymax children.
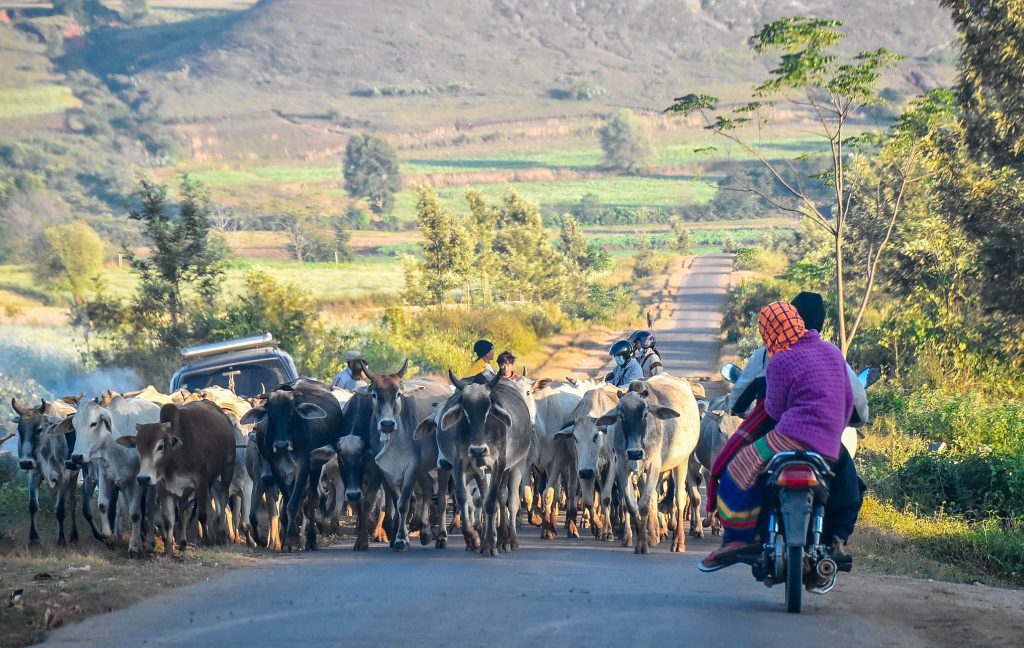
<box><xmin>332</xmin><ymin>350</ymin><xmax>369</xmax><ymax>390</ymax></box>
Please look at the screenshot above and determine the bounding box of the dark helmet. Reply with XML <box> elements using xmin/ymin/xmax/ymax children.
<box><xmin>629</xmin><ymin>330</ymin><xmax>655</xmax><ymax>350</ymax></box>
<box><xmin>472</xmin><ymin>339</ymin><xmax>494</xmax><ymax>359</ymax></box>
<box><xmin>609</xmin><ymin>339</ymin><xmax>633</xmax><ymax>359</ymax></box>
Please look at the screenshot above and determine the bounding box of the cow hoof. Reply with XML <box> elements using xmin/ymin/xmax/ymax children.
<box><xmin>353</xmin><ymin>541</ymin><xmax>369</xmax><ymax>551</ymax></box>
<box><xmin>486</xmin><ymin>547</ymin><xmax>498</xmax><ymax>557</ymax></box>
<box><xmin>29</xmin><ymin>536</ymin><xmax>40</xmax><ymax>546</ymax></box>
<box><xmin>128</xmin><ymin>549</ymin><xmax>145</xmax><ymax>560</ymax></box>
<box><xmin>57</xmin><ymin>536</ymin><xmax>67</xmax><ymax>548</ymax></box>
<box><xmin>636</xmin><ymin>544</ymin><xmax>649</xmax><ymax>555</ymax></box>
<box><xmin>712</xmin><ymin>528</ymin><xmax>722</xmax><ymax>537</ymax></box>
<box><xmin>529</xmin><ymin>511</ymin><xmax>543</xmax><ymax>527</ymax></box>
<box><xmin>435</xmin><ymin>538</ymin><xmax>447</xmax><ymax>550</ymax></box>
<box><xmin>70</xmin><ymin>531</ymin><xmax>79</xmax><ymax>545</ymax></box>
<box><xmin>510</xmin><ymin>540</ymin><xmax>519</xmax><ymax>551</ymax></box>
<box><xmin>568</xmin><ymin>527</ymin><xmax>580</xmax><ymax>540</ymax></box>
<box><xmin>420</xmin><ymin>534</ymin><xmax>431</xmax><ymax>546</ymax></box>
<box><xmin>393</xmin><ymin>539</ymin><xmax>409</xmax><ymax>552</ymax></box>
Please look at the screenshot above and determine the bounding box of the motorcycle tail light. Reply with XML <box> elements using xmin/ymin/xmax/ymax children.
<box><xmin>777</xmin><ymin>465</ymin><xmax>818</xmax><ymax>488</ymax></box>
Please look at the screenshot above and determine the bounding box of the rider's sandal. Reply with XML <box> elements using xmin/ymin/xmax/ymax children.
<box><xmin>698</xmin><ymin>542</ymin><xmax>752</xmax><ymax>572</ymax></box>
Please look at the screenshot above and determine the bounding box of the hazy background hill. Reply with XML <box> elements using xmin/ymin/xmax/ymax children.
<box><xmin>101</xmin><ymin>0</ymin><xmax>955</xmax><ymax>133</ymax></box>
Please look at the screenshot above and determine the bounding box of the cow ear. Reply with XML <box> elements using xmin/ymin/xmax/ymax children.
<box><xmin>440</xmin><ymin>405</ymin><xmax>462</xmax><ymax>431</ymax></box>
<box><xmin>355</xmin><ymin>386</ymin><xmax>372</xmax><ymax>396</ymax></box>
<box><xmin>116</xmin><ymin>435</ymin><xmax>137</xmax><ymax>448</ymax></box>
<box><xmin>8</xmin><ymin>415</ymin><xmax>19</xmax><ymax>424</ymax></box>
<box><xmin>553</xmin><ymin>424</ymin><xmax>574</xmax><ymax>440</ymax></box>
<box><xmin>296</xmin><ymin>403</ymin><xmax>328</xmax><ymax>420</ymax></box>
<box><xmin>168</xmin><ymin>435</ymin><xmax>183</xmax><ymax>448</ymax></box>
<box><xmin>649</xmin><ymin>404</ymin><xmax>680</xmax><ymax>420</ymax></box>
<box><xmin>310</xmin><ymin>445</ymin><xmax>336</xmax><ymax>463</ymax></box>
<box><xmin>595</xmin><ymin>409</ymin><xmax>618</xmax><ymax>428</ymax></box>
<box><xmin>616</xmin><ymin>390</ymin><xmax>627</xmax><ymax>399</ymax></box>
<box><xmin>240</xmin><ymin>407</ymin><xmax>266</xmax><ymax>426</ymax></box>
<box><xmin>413</xmin><ymin>419</ymin><xmax>436</xmax><ymax>441</ymax></box>
<box><xmin>490</xmin><ymin>403</ymin><xmax>512</xmax><ymax>427</ymax></box>
<box><xmin>400</xmin><ymin>384</ymin><xmax>425</xmax><ymax>397</ymax></box>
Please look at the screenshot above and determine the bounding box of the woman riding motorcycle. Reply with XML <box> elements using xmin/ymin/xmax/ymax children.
<box><xmin>702</xmin><ymin>301</ymin><xmax>853</xmax><ymax>570</ymax></box>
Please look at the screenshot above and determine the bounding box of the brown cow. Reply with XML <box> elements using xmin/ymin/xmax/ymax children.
<box><xmin>118</xmin><ymin>400</ymin><xmax>235</xmax><ymax>555</ymax></box>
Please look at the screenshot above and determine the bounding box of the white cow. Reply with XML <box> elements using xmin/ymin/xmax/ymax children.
<box><xmin>530</xmin><ymin>381</ymin><xmax>588</xmax><ymax>539</ymax></box>
<box><xmin>69</xmin><ymin>396</ymin><xmax>160</xmax><ymax>555</ymax></box>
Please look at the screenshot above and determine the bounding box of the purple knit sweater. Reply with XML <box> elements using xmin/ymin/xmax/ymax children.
<box><xmin>764</xmin><ymin>330</ymin><xmax>853</xmax><ymax>460</ymax></box>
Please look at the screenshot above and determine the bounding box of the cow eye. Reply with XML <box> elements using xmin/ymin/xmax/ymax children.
<box><xmin>90</xmin><ymin>421</ymin><xmax>97</xmax><ymax>428</ymax></box>
<box><xmin>156</xmin><ymin>442</ymin><xmax>164</xmax><ymax>452</ymax></box>
<box><xmin>593</xmin><ymin>433</ymin><xmax>599</xmax><ymax>443</ymax></box>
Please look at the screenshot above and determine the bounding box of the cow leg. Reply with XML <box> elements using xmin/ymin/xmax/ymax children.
<box><xmin>506</xmin><ymin>465</ymin><xmax>523</xmax><ymax>551</ymax></box>
<box><xmin>53</xmin><ymin>472</ymin><xmax>68</xmax><ymax>547</ymax></box>
<box><xmin>672</xmin><ymin>463</ymin><xmax>690</xmax><ymax>553</ymax></box>
<box><xmin>454</xmin><ymin>463</ymin><xmax>480</xmax><ymax>551</ymax></box>
<box><xmin>416</xmin><ymin>473</ymin><xmax>434</xmax><ymax>547</ymax></box>
<box><xmin>620</xmin><ymin>466</ymin><xmax>642</xmax><ymax>551</ymax></box>
<box><xmin>434</xmin><ymin>469</ymin><xmax>451</xmax><ymax>549</ymax></box>
<box><xmin>580</xmin><ymin>478</ymin><xmax>601</xmax><ymax>539</ymax></box>
<box><xmin>27</xmin><ymin>470</ymin><xmax>41</xmax><ymax>545</ymax></box>
<box><xmin>127</xmin><ymin>483</ymin><xmax>146</xmax><ymax>557</ymax></box>
<box><xmin>390</xmin><ymin>470</ymin><xmax>414</xmax><ymax>552</ymax></box>
<box><xmin>565</xmin><ymin>466</ymin><xmax>580</xmax><ymax>539</ymax></box>
<box><xmin>239</xmin><ymin>478</ymin><xmax>253</xmax><ymax>546</ymax></box>
<box><xmin>480</xmin><ymin>465</ymin><xmax>506</xmax><ymax>557</ymax></box>
<box><xmin>685</xmin><ymin>463</ymin><xmax>703</xmax><ymax>540</ymax></box>
<box><xmin>67</xmin><ymin>469</ymin><xmax>80</xmax><ymax>544</ymax></box>
<box><xmin>283</xmin><ymin>458</ymin><xmax>310</xmax><ymax>551</ymax></box>
<box><xmin>104</xmin><ymin>483</ymin><xmax>120</xmax><ymax>542</ymax></box>
<box><xmin>637</xmin><ymin>463</ymin><xmax>661</xmax><ymax>555</ymax></box>
<box><xmin>160</xmin><ymin>491</ymin><xmax>176</xmax><ymax>557</ymax></box>
<box><xmin>79</xmin><ymin>465</ymin><xmax>103</xmax><ymax>541</ymax></box>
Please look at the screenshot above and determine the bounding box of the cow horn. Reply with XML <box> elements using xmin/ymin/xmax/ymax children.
<box><xmin>448</xmin><ymin>369</ymin><xmax>467</xmax><ymax>391</ymax></box>
<box><xmin>10</xmin><ymin>398</ymin><xmax>28</xmax><ymax>417</ymax></box>
<box><xmin>396</xmin><ymin>358</ymin><xmax>409</xmax><ymax>379</ymax></box>
<box><xmin>363</xmin><ymin>365</ymin><xmax>376</xmax><ymax>381</ymax></box>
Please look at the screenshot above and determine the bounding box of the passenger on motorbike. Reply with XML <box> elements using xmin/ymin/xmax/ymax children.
<box><xmin>629</xmin><ymin>330</ymin><xmax>664</xmax><ymax>378</ymax></box>
<box><xmin>605</xmin><ymin>339</ymin><xmax>644</xmax><ymax>387</ymax></box>
<box><xmin>701</xmin><ymin>301</ymin><xmax>852</xmax><ymax>570</ymax></box>
<box><xmin>725</xmin><ymin>292</ymin><xmax>867</xmax><ymax>553</ymax></box>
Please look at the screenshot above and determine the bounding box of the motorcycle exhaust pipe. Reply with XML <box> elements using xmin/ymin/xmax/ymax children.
<box><xmin>817</xmin><ymin>558</ymin><xmax>837</xmax><ymax>578</ymax></box>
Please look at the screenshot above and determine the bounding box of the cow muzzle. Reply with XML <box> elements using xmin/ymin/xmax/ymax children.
<box><xmin>69</xmin><ymin>453</ymin><xmax>85</xmax><ymax>467</ymax></box>
<box><xmin>345</xmin><ymin>490</ymin><xmax>362</xmax><ymax>503</ymax></box>
<box><xmin>378</xmin><ymin>418</ymin><xmax>397</xmax><ymax>432</ymax></box>
<box><xmin>468</xmin><ymin>445</ymin><xmax>489</xmax><ymax>459</ymax></box>
<box><xmin>273</xmin><ymin>441</ymin><xmax>293</xmax><ymax>453</ymax></box>
<box><xmin>137</xmin><ymin>475</ymin><xmax>151</xmax><ymax>486</ymax></box>
<box><xmin>578</xmin><ymin>468</ymin><xmax>595</xmax><ymax>480</ymax></box>
<box><xmin>19</xmin><ymin>458</ymin><xmax>35</xmax><ymax>470</ymax></box>
<box><xmin>626</xmin><ymin>449</ymin><xmax>645</xmax><ymax>462</ymax></box>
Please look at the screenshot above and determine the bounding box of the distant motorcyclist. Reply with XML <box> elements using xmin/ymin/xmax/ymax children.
<box><xmin>605</xmin><ymin>339</ymin><xmax>644</xmax><ymax>387</ymax></box>
<box><xmin>629</xmin><ymin>330</ymin><xmax>664</xmax><ymax>378</ymax></box>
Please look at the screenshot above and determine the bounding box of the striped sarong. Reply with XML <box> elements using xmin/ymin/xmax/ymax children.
<box><xmin>717</xmin><ymin>429</ymin><xmax>807</xmax><ymax>543</ymax></box>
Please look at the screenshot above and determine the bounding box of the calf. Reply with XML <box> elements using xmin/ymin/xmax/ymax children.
<box><xmin>119</xmin><ymin>400</ymin><xmax>236</xmax><ymax>554</ymax></box>
<box><xmin>10</xmin><ymin>399</ymin><xmax>82</xmax><ymax>545</ymax></box>
<box><xmin>439</xmin><ymin>371</ymin><xmax>533</xmax><ymax>557</ymax></box>
<box><xmin>596</xmin><ymin>375</ymin><xmax>700</xmax><ymax>554</ymax></box>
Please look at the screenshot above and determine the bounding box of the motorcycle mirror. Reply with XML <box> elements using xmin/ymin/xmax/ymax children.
<box><xmin>857</xmin><ymin>367</ymin><xmax>881</xmax><ymax>388</ymax></box>
<box><xmin>720</xmin><ymin>363</ymin><xmax>742</xmax><ymax>384</ymax></box>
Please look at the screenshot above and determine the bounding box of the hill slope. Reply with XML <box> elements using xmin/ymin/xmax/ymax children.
<box><xmin>124</xmin><ymin>0</ymin><xmax>954</xmax><ymax>127</ymax></box>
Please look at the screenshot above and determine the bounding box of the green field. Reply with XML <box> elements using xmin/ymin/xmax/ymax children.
<box><xmin>0</xmin><ymin>257</ymin><xmax>405</xmax><ymax>307</ymax></box>
<box><xmin>0</xmin><ymin>85</ymin><xmax>80</xmax><ymax>119</ymax></box>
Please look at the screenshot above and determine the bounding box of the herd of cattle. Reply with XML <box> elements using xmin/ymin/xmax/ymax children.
<box><xmin>5</xmin><ymin>362</ymin><xmax>739</xmax><ymax>558</ymax></box>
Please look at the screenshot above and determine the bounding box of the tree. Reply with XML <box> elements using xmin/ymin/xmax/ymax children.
<box><xmin>408</xmin><ymin>186</ymin><xmax>471</xmax><ymax>304</ymax></box>
<box><xmin>492</xmin><ymin>191</ymin><xmax>571</xmax><ymax>301</ymax></box>
<box><xmin>343</xmin><ymin>134</ymin><xmax>401</xmax><ymax>215</ymax></box>
<box><xmin>332</xmin><ymin>217</ymin><xmax>353</xmax><ymax>263</ymax></box>
<box><xmin>32</xmin><ymin>221</ymin><xmax>105</xmax><ymax>302</ymax></box>
<box><xmin>599</xmin><ymin>109</ymin><xmax>653</xmax><ymax>174</ymax></box>
<box><xmin>632</xmin><ymin>237</ymin><xmax>657</xmax><ymax>279</ymax></box>
<box><xmin>126</xmin><ymin>176</ymin><xmax>226</xmax><ymax>328</ymax></box>
<box><xmin>558</xmin><ymin>213</ymin><xmax>588</xmax><ymax>268</ymax></box>
<box><xmin>279</xmin><ymin>212</ymin><xmax>330</xmax><ymax>263</ymax></box>
<box><xmin>666</xmin><ymin>17</ymin><xmax>926</xmax><ymax>356</ymax></box>
<box><xmin>671</xmin><ymin>217</ymin><xmax>691</xmax><ymax>254</ymax></box>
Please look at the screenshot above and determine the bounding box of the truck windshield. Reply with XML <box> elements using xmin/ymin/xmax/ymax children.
<box><xmin>178</xmin><ymin>359</ymin><xmax>289</xmax><ymax>397</ymax></box>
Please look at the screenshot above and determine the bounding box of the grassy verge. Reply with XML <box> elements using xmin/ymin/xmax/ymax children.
<box><xmin>852</xmin><ymin>497</ymin><xmax>1024</xmax><ymax>587</ymax></box>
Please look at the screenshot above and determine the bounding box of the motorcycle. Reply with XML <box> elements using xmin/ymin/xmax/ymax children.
<box><xmin>716</xmin><ymin>361</ymin><xmax>880</xmax><ymax>613</ymax></box>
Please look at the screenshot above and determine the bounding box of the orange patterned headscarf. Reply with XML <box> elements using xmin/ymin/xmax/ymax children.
<box><xmin>758</xmin><ymin>301</ymin><xmax>807</xmax><ymax>356</ymax></box>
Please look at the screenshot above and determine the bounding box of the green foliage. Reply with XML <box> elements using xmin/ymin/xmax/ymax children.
<box><xmin>343</xmin><ymin>134</ymin><xmax>401</xmax><ymax>215</ymax></box>
<box><xmin>723</xmin><ymin>276</ymin><xmax>799</xmax><ymax>351</ymax></box>
<box><xmin>733</xmin><ymin>246</ymin><xmax>788</xmax><ymax>274</ymax></box>
<box><xmin>31</xmin><ymin>221</ymin><xmax>105</xmax><ymax>300</ymax></box>
<box><xmin>598</xmin><ymin>109</ymin><xmax>653</xmax><ymax>174</ymax></box>
<box><xmin>563</xmin><ymin>284</ymin><xmax>632</xmax><ymax>323</ymax></box>
<box><xmin>895</xmin><ymin>453</ymin><xmax>1024</xmax><ymax>521</ymax></box>
<box><xmin>630</xmin><ymin>237</ymin><xmax>657</xmax><ymax>280</ymax></box>
<box><xmin>671</xmin><ymin>217</ymin><xmax>691</xmax><ymax>254</ymax></box>
<box><xmin>407</xmin><ymin>186</ymin><xmax>471</xmax><ymax>305</ymax></box>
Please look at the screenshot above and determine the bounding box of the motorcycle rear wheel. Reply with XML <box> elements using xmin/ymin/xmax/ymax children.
<box><xmin>785</xmin><ymin>545</ymin><xmax>803</xmax><ymax>613</ymax></box>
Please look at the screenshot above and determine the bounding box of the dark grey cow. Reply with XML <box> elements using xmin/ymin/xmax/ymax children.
<box><xmin>361</xmin><ymin>360</ymin><xmax>451</xmax><ymax>551</ymax></box>
<box><xmin>10</xmin><ymin>399</ymin><xmax>88</xmax><ymax>545</ymax></box>
<box><xmin>240</xmin><ymin>379</ymin><xmax>342</xmax><ymax>551</ymax></box>
<box><xmin>686</xmin><ymin>397</ymin><xmax>742</xmax><ymax>537</ymax></box>
<box><xmin>438</xmin><ymin>371</ymin><xmax>533</xmax><ymax>557</ymax></box>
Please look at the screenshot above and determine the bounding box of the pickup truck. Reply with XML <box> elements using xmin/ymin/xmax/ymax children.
<box><xmin>169</xmin><ymin>333</ymin><xmax>299</xmax><ymax>398</ymax></box>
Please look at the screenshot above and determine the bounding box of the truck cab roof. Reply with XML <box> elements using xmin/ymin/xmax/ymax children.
<box><xmin>169</xmin><ymin>334</ymin><xmax>298</xmax><ymax>398</ymax></box>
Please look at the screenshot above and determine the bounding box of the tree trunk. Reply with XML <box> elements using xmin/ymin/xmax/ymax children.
<box><xmin>834</xmin><ymin>232</ymin><xmax>848</xmax><ymax>358</ymax></box>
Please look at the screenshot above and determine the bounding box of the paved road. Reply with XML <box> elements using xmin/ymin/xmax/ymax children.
<box><xmin>653</xmin><ymin>253</ymin><xmax>733</xmax><ymax>377</ymax></box>
<box><xmin>42</xmin><ymin>254</ymin><xmax>931</xmax><ymax>647</ymax></box>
